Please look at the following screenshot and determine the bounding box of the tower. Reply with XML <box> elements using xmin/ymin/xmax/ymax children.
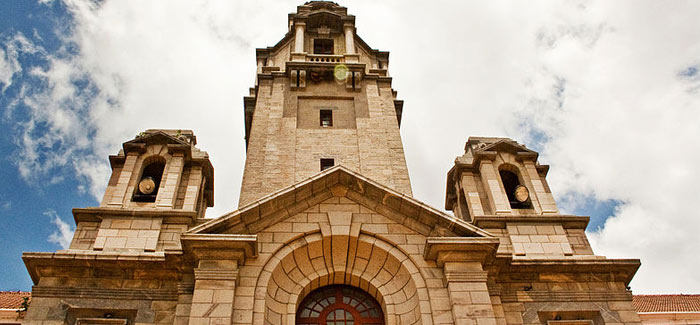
<box><xmin>239</xmin><ymin>1</ymin><xmax>411</xmax><ymax>206</ymax></box>
<box><xmin>70</xmin><ymin>129</ymin><xmax>214</xmax><ymax>253</ymax></box>
<box><xmin>22</xmin><ymin>3</ymin><xmax>643</xmax><ymax>325</ymax></box>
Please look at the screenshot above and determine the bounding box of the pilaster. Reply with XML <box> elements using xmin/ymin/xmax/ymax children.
<box><xmin>460</xmin><ymin>173</ymin><xmax>485</xmax><ymax>217</ymax></box>
<box><xmin>183</xmin><ymin>165</ymin><xmax>203</xmax><ymax>211</ymax></box>
<box><xmin>293</xmin><ymin>21</ymin><xmax>306</xmax><ymax>56</ymax></box>
<box><xmin>344</xmin><ymin>23</ymin><xmax>355</xmax><ymax>54</ymax></box>
<box><xmin>479</xmin><ymin>161</ymin><xmax>511</xmax><ymax>214</ymax></box>
<box><xmin>181</xmin><ymin>234</ymin><xmax>257</xmax><ymax>325</ymax></box>
<box><xmin>424</xmin><ymin>237</ymin><xmax>500</xmax><ymax>325</ymax></box>
<box><xmin>107</xmin><ymin>152</ymin><xmax>139</xmax><ymax>207</ymax></box>
<box><xmin>189</xmin><ymin>261</ymin><xmax>238</xmax><ymax>325</ymax></box>
<box><xmin>523</xmin><ymin>161</ymin><xmax>558</xmax><ymax>214</ymax></box>
<box><xmin>444</xmin><ymin>262</ymin><xmax>497</xmax><ymax>325</ymax></box>
<box><xmin>157</xmin><ymin>152</ymin><xmax>184</xmax><ymax>208</ymax></box>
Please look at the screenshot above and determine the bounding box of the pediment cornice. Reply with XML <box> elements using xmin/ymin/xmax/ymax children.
<box><xmin>188</xmin><ymin>166</ymin><xmax>493</xmax><ymax>238</ymax></box>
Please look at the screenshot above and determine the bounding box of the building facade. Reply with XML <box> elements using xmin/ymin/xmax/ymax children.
<box><xmin>22</xmin><ymin>2</ymin><xmax>643</xmax><ymax>325</ymax></box>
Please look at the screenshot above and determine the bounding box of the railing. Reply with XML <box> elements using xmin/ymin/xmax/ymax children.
<box><xmin>306</xmin><ymin>54</ymin><xmax>344</xmax><ymax>63</ymax></box>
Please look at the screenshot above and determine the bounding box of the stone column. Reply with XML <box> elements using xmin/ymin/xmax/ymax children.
<box><xmin>479</xmin><ymin>160</ymin><xmax>511</xmax><ymax>214</ymax></box>
<box><xmin>444</xmin><ymin>261</ymin><xmax>498</xmax><ymax>325</ymax></box>
<box><xmin>523</xmin><ymin>161</ymin><xmax>559</xmax><ymax>214</ymax></box>
<box><xmin>189</xmin><ymin>260</ymin><xmax>238</xmax><ymax>325</ymax></box>
<box><xmin>424</xmin><ymin>237</ymin><xmax>500</xmax><ymax>325</ymax></box>
<box><xmin>107</xmin><ymin>151</ymin><xmax>139</xmax><ymax>207</ymax></box>
<box><xmin>344</xmin><ymin>23</ymin><xmax>355</xmax><ymax>54</ymax></box>
<box><xmin>294</xmin><ymin>22</ymin><xmax>306</xmax><ymax>53</ymax></box>
<box><xmin>156</xmin><ymin>152</ymin><xmax>184</xmax><ymax>208</ymax></box>
<box><xmin>182</xmin><ymin>165</ymin><xmax>203</xmax><ymax>211</ymax></box>
<box><xmin>460</xmin><ymin>173</ymin><xmax>485</xmax><ymax>216</ymax></box>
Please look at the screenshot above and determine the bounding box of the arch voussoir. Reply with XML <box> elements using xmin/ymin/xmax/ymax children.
<box><xmin>256</xmin><ymin>231</ymin><xmax>432</xmax><ymax>325</ymax></box>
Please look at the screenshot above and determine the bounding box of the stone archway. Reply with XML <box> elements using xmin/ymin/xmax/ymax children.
<box><xmin>254</xmin><ymin>231</ymin><xmax>431</xmax><ymax>325</ymax></box>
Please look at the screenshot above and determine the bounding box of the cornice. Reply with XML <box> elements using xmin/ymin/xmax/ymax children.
<box><xmin>423</xmin><ymin>237</ymin><xmax>500</xmax><ymax>266</ymax></box>
<box><xmin>72</xmin><ymin>207</ymin><xmax>198</xmax><ymax>224</ymax></box>
<box><xmin>31</xmin><ymin>286</ymin><xmax>178</xmax><ymax>301</ymax></box>
<box><xmin>472</xmin><ymin>215</ymin><xmax>590</xmax><ymax>229</ymax></box>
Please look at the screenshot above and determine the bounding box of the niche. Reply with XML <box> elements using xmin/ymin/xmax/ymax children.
<box><xmin>499</xmin><ymin>167</ymin><xmax>532</xmax><ymax>209</ymax></box>
<box><xmin>132</xmin><ymin>159</ymin><xmax>165</xmax><ymax>202</ymax></box>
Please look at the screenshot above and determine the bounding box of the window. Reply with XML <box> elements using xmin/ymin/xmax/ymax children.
<box><xmin>320</xmin><ymin>158</ymin><xmax>335</xmax><ymax>171</ymax></box>
<box><xmin>320</xmin><ymin>109</ymin><xmax>333</xmax><ymax>127</ymax></box>
<box><xmin>133</xmin><ymin>161</ymin><xmax>165</xmax><ymax>202</ymax></box>
<box><xmin>314</xmin><ymin>39</ymin><xmax>334</xmax><ymax>54</ymax></box>
<box><xmin>296</xmin><ymin>285</ymin><xmax>384</xmax><ymax>325</ymax></box>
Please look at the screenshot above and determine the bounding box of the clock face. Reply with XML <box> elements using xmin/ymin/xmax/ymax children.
<box><xmin>514</xmin><ymin>185</ymin><xmax>529</xmax><ymax>203</ymax></box>
<box><xmin>139</xmin><ymin>177</ymin><xmax>156</xmax><ymax>195</ymax></box>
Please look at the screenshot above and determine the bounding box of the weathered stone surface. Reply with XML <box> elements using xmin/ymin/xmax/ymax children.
<box><xmin>20</xmin><ymin>3</ymin><xmax>643</xmax><ymax>325</ymax></box>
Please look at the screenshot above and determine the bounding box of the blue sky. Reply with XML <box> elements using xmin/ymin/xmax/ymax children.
<box><xmin>1</xmin><ymin>0</ymin><xmax>700</xmax><ymax>293</ymax></box>
<box><xmin>0</xmin><ymin>0</ymin><xmax>94</xmax><ymax>291</ymax></box>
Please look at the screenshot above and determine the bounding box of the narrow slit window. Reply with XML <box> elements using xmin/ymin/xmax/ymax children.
<box><xmin>320</xmin><ymin>109</ymin><xmax>333</xmax><ymax>127</ymax></box>
<box><xmin>314</xmin><ymin>39</ymin><xmax>334</xmax><ymax>54</ymax></box>
<box><xmin>320</xmin><ymin>158</ymin><xmax>334</xmax><ymax>171</ymax></box>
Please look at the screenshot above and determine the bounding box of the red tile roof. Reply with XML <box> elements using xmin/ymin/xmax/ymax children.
<box><xmin>634</xmin><ymin>294</ymin><xmax>700</xmax><ymax>313</ymax></box>
<box><xmin>0</xmin><ymin>292</ymin><xmax>31</xmax><ymax>310</ymax></box>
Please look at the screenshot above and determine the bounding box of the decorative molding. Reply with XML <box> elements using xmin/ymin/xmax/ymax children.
<box><xmin>500</xmin><ymin>290</ymin><xmax>633</xmax><ymax>303</ymax></box>
<box><xmin>444</xmin><ymin>271</ymin><xmax>488</xmax><ymax>283</ymax></box>
<box><xmin>76</xmin><ymin>318</ymin><xmax>128</xmax><ymax>325</ymax></box>
<box><xmin>472</xmin><ymin>215</ymin><xmax>590</xmax><ymax>229</ymax></box>
<box><xmin>423</xmin><ymin>237</ymin><xmax>500</xmax><ymax>266</ymax></box>
<box><xmin>194</xmin><ymin>268</ymin><xmax>238</xmax><ymax>281</ymax></box>
<box><xmin>177</xmin><ymin>283</ymin><xmax>194</xmax><ymax>294</ymax></box>
<box><xmin>32</xmin><ymin>286</ymin><xmax>178</xmax><ymax>301</ymax></box>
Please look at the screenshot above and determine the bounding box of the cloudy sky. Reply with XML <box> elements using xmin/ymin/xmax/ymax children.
<box><xmin>1</xmin><ymin>0</ymin><xmax>699</xmax><ymax>293</ymax></box>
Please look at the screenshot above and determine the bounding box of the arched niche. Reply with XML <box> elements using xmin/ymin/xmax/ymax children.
<box><xmin>254</xmin><ymin>232</ymin><xmax>431</xmax><ymax>325</ymax></box>
<box><xmin>498</xmin><ymin>163</ymin><xmax>532</xmax><ymax>209</ymax></box>
<box><xmin>132</xmin><ymin>155</ymin><xmax>166</xmax><ymax>202</ymax></box>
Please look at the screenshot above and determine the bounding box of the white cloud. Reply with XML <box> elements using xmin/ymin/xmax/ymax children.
<box><xmin>3</xmin><ymin>0</ymin><xmax>700</xmax><ymax>293</ymax></box>
<box><xmin>45</xmin><ymin>210</ymin><xmax>74</xmax><ymax>249</ymax></box>
<box><xmin>0</xmin><ymin>33</ymin><xmax>39</xmax><ymax>92</ymax></box>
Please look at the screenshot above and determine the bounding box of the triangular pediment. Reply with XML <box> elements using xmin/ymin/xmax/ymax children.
<box><xmin>478</xmin><ymin>139</ymin><xmax>537</xmax><ymax>156</ymax></box>
<box><xmin>124</xmin><ymin>130</ymin><xmax>190</xmax><ymax>147</ymax></box>
<box><xmin>188</xmin><ymin>166</ymin><xmax>493</xmax><ymax>238</ymax></box>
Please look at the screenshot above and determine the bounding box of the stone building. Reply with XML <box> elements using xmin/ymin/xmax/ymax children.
<box><xmin>22</xmin><ymin>2</ymin><xmax>643</xmax><ymax>325</ymax></box>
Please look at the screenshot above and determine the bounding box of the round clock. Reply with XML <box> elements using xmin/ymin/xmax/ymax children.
<box><xmin>138</xmin><ymin>176</ymin><xmax>156</xmax><ymax>195</ymax></box>
<box><xmin>514</xmin><ymin>185</ymin><xmax>529</xmax><ymax>203</ymax></box>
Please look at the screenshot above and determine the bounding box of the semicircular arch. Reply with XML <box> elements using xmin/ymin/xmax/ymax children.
<box><xmin>254</xmin><ymin>231</ymin><xmax>432</xmax><ymax>325</ymax></box>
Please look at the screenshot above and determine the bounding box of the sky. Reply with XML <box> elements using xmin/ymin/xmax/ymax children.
<box><xmin>1</xmin><ymin>0</ymin><xmax>699</xmax><ymax>294</ymax></box>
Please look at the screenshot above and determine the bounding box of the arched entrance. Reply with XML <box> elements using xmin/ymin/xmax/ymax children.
<box><xmin>296</xmin><ymin>285</ymin><xmax>384</xmax><ymax>325</ymax></box>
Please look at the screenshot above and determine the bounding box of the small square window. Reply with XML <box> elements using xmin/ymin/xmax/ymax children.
<box><xmin>320</xmin><ymin>109</ymin><xmax>333</xmax><ymax>127</ymax></box>
<box><xmin>320</xmin><ymin>158</ymin><xmax>335</xmax><ymax>171</ymax></box>
<box><xmin>314</xmin><ymin>39</ymin><xmax>334</xmax><ymax>54</ymax></box>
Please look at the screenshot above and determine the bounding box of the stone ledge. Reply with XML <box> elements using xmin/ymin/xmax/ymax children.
<box><xmin>73</xmin><ymin>207</ymin><xmax>198</xmax><ymax>224</ymax></box>
<box><xmin>180</xmin><ymin>234</ymin><xmax>257</xmax><ymax>265</ymax></box>
<box><xmin>497</xmin><ymin>256</ymin><xmax>641</xmax><ymax>285</ymax></box>
<box><xmin>22</xmin><ymin>250</ymin><xmax>182</xmax><ymax>285</ymax></box>
<box><xmin>500</xmin><ymin>290</ymin><xmax>633</xmax><ymax>303</ymax></box>
<box><xmin>423</xmin><ymin>237</ymin><xmax>500</xmax><ymax>266</ymax></box>
<box><xmin>473</xmin><ymin>215</ymin><xmax>590</xmax><ymax>229</ymax></box>
<box><xmin>32</xmin><ymin>286</ymin><xmax>178</xmax><ymax>301</ymax></box>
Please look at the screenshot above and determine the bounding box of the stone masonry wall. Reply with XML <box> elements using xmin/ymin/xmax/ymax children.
<box><xmin>232</xmin><ymin>197</ymin><xmax>451</xmax><ymax>325</ymax></box>
<box><xmin>238</xmin><ymin>76</ymin><xmax>412</xmax><ymax>207</ymax></box>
